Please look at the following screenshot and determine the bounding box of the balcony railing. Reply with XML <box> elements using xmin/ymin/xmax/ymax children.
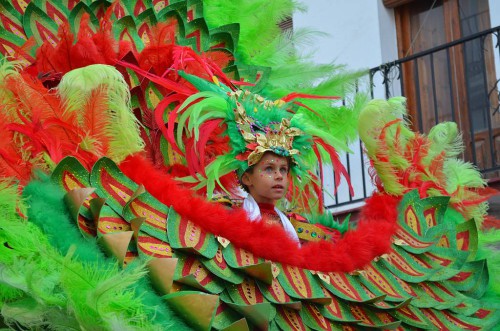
<box><xmin>370</xmin><ymin>25</ymin><xmax>500</xmax><ymax>175</ymax></box>
<box><xmin>326</xmin><ymin>25</ymin><xmax>500</xmax><ymax>214</ymax></box>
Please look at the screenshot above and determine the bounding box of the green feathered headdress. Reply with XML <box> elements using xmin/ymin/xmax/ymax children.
<box><xmin>168</xmin><ymin>71</ymin><xmax>363</xmax><ymax>212</ymax></box>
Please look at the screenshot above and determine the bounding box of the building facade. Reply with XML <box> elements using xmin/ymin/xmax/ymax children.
<box><xmin>294</xmin><ymin>0</ymin><xmax>500</xmax><ymax>213</ymax></box>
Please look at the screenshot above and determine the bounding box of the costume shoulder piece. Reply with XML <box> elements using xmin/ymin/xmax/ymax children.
<box><xmin>0</xmin><ymin>1</ymin><xmax>499</xmax><ymax>330</ymax></box>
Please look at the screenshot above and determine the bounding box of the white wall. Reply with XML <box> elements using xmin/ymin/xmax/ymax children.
<box><xmin>293</xmin><ymin>1</ymin><xmax>399</xmax><ymax>212</ymax></box>
<box><xmin>294</xmin><ymin>1</ymin><xmax>500</xmax><ymax>213</ymax></box>
<box><xmin>489</xmin><ymin>0</ymin><xmax>500</xmax><ymax>27</ymax></box>
<box><xmin>293</xmin><ymin>1</ymin><xmax>396</xmax><ymax>69</ymax></box>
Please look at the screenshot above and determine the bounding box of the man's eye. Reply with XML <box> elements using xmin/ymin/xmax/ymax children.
<box><xmin>264</xmin><ymin>167</ymin><xmax>273</xmax><ymax>172</ymax></box>
<box><xmin>280</xmin><ymin>168</ymin><xmax>288</xmax><ymax>174</ymax></box>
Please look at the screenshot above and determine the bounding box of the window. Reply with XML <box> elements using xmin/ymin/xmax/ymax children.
<box><xmin>391</xmin><ymin>0</ymin><xmax>500</xmax><ymax>175</ymax></box>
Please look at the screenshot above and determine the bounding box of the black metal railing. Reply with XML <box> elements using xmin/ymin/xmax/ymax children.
<box><xmin>327</xmin><ymin>25</ymin><xmax>500</xmax><ymax>213</ymax></box>
<box><xmin>323</xmin><ymin>139</ymin><xmax>372</xmax><ymax>211</ymax></box>
<box><xmin>369</xmin><ymin>25</ymin><xmax>500</xmax><ymax>176</ymax></box>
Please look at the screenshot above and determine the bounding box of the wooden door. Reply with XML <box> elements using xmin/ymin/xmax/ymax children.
<box><xmin>392</xmin><ymin>0</ymin><xmax>500</xmax><ymax>178</ymax></box>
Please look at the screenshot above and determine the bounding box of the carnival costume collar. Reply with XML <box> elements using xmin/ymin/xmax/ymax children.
<box><xmin>242</xmin><ymin>194</ymin><xmax>299</xmax><ymax>242</ymax></box>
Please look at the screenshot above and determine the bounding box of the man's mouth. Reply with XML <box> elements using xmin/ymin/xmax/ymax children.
<box><xmin>272</xmin><ymin>185</ymin><xmax>284</xmax><ymax>189</ymax></box>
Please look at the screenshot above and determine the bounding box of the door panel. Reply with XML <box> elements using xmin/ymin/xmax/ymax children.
<box><xmin>394</xmin><ymin>0</ymin><xmax>499</xmax><ymax>178</ymax></box>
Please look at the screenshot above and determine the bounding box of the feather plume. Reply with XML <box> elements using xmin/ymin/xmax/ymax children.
<box><xmin>315</xmin><ymin>138</ymin><xmax>353</xmax><ymax>196</ymax></box>
<box><xmin>174</xmin><ymin>91</ymin><xmax>228</xmax><ymax>152</ymax></box>
<box><xmin>195</xmin><ymin>119</ymin><xmax>225</xmax><ymax>173</ymax></box>
<box><xmin>0</xmin><ymin>60</ymin><xmax>24</xmax><ymax>108</ymax></box>
<box><xmin>71</xmin><ymin>14</ymin><xmax>106</xmax><ymax>68</ymax></box>
<box><xmin>0</xmin><ymin>183</ymin><xmax>104</xmax><ymax>327</ymax></box>
<box><xmin>203</xmin><ymin>0</ymin><xmax>296</xmax><ymax>66</ymax></box>
<box><xmin>35</xmin><ymin>6</ymin><xmax>123</xmax><ymax>77</ymax></box>
<box><xmin>0</xmin><ymin>111</ymin><xmax>33</xmax><ymax>183</ymax></box>
<box><xmin>0</xmin><ymin>64</ymin><xmax>77</xmax><ymax>173</ymax></box>
<box><xmin>138</xmin><ymin>21</ymin><xmax>177</xmax><ymax>76</ymax></box>
<box><xmin>36</xmin><ymin>21</ymin><xmax>75</xmax><ymax>74</ymax></box>
<box><xmin>79</xmin><ymin>88</ymin><xmax>111</xmax><ymax>157</ymax></box>
<box><xmin>117</xmin><ymin>60</ymin><xmax>195</xmax><ymax>96</ymax></box>
<box><xmin>359</xmin><ymin>98</ymin><xmax>493</xmax><ymax>224</ymax></box>
<box><xmin>58</xmin><ymin>64</ymin><xmax>145</xmax><ymax>162</ymax></box>
<box><xmin>92</xmin><ymin>2</ymin><xmax>121</xmax><ymax>66</ymax></box>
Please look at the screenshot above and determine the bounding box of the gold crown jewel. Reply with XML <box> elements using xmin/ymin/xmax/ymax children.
<box><xmin>231</xmin><ymin>91</ymin><xmax>303</xmax><ymax>166</ymax></box>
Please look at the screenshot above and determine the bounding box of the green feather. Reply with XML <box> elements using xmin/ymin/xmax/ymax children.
<box><xmin>299</xmin><ymin>93</ymin><xmax>366</xmax><ymax>146</ymax></box>
<box><xmin>292</xmin><ymin>113</ymin><xmax>350</xmax><ymax>153</ymax></box>
<box><xmin>187</xmin><ymin>98</ymin><xmax>228</xmax><ymax>139</ymax></box>
<box><xmin>178</xmin><ymin>71</ymin><xmax>231</xmax><ymax>95</ymax></box>
<box><xmin>358</xmin><ymin>97</ymin><xmax>408</xmax><ymax>157</ymax></box>
<box><xmin>0</xmin><ymin>180</ymin><xmax>156</xmax><ymax>329</ymax></box>
<box><xmin>305</xmin><ymin>211</ymin><xmax>350</xmax><ymax>233</ymax></box>
<box><xmin>427</xmin><ymin>121</ymin><xmax>463</xmax><ymax>158</ymax></box>
<box><xmin>176</xmin><ymin>91</ymin><xmax>228</xmax><ymax>151</ymax></box>
<box><xmin>203</xmin><ymin>0</ymin><xmax>297</xmax><ymax>65</ymax></box>
<box><xmin>358</xmin><ymin>98</ymin><xmax>412</xmax><ymax>195</ymax></box>
<box><xmin>195</xmin><ymin>155</ymin><xmax>240</xmax><ymax>198</ymax></box>
<box><xmin>443</xmin><ymin>159</ymin><xmax>486</xmax><ymax>192</ymax></box>
<box><xmin>16</xmin><ymin>176</ymin><xmax>190</xmax><ymax>329</ymax></box>
<box><xmin>477</xmin><ymin>228</ymin><xmax>500</xmax><ymax>303</ymax></box>
<box><xmin>0</xmin><ymin>59</ymin><xmax>23</xmax><ymax>116</ymax></box>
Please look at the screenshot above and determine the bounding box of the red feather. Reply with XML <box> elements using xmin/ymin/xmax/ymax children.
<box><xmin>195</xmin><ymin>119</ymin><xmax>226</xmax><ymax>175</ymax></box>
<box><xmin>18</xmin><ymin>74</ymin><xmax>76</xmax><ymax>126</ymax></box>
<box><xmin>117</xmin><ymin>60</ymin><xmax>194</xmax><ymax>96</ymax></box>
<box><xmin>155</xmin><ymin>94</ymin><xmax>186</xmax><ymax>153</ymax></box>
<box><xmin>79</xmin><ymin>88</ymin><xmax>111</xmax><ymax>157</ymax></box>
<box><xmin>311</xmin><ymin>144</ymin><xmax>325</xmax><ymax>210</ymax></box>
<box><xmin>292</xmin><ymin>100</ymin><xmax>326</xmax><ymax>120</ymax></box>
<box><xmin>70</xmin><ymin>14</ymin><xmax>105</xmax><ymax>68</ymax></box>
<box><xmin>203</xmin><ymin>51</ymin><xmax>235</xmax><ymax>87</ymax></box>
<box><xmin>185</xmin><ymin>137</ymin><xmax>202</xmax><ymax>177</ymax></box>
<box><xmin>138</xmin><ymin>21</ymin><xmax>177</xmax><ymax>76</ymax></box>
<box><xmin>0</xmin><ymin>155</ymin><xmax>32</xmax><ymax>185</ymax></box>
<box><xmin>0</xmin><ymin>112</ymin><xmax>32</xmax><ymax>183</ymax></box>
<box><xmin>281</xmin><ymin>92</ymin><xmax>340</xmax><ymax>103</ymax></box>
<box><xmin>310</xmin><ymin>172</ymin><xmax>324</xmax><ymax>211</ymax></box>
<box><xmin>92</xmin><ymin>2</ymin><xmax>121</xmax><ymax>65</ymax></box>
<box><xmin>34</xmin><ymin>8</ymin><xmax>123</xmax><ymax>77</ymax></box>
<box><xmin>315</xmin><ymin>138</ymin><xmax>354</xmax><ymax>196</ymax></box>
<box><xmin>171</xmin><ymin>47</ymin><xmax>212</xmax><ymax>81</ymax></box>
<box><xmin>170</xmin><ymin>46</ymin><xmax>234</xmax><ymax>87</ymax></box>
<box><xmin>35</xmin><ymin>21</ymin><xmax>74</xmax><ymax>74</ymax></box>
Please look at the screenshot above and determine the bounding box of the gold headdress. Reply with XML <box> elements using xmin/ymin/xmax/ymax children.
<box><xmin>233</xmin><ymin>94</ymin><xmax>302</xmax><ymax>166</ymax></box>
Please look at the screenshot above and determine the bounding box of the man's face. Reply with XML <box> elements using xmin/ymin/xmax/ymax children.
<box><xmin>242</xmin><ymin>153</ymin><xmax>290</xmax><ymax>204</ymax></box>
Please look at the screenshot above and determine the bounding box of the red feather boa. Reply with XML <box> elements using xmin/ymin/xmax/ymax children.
<box><xmin>119</xmin><ymin>154</ymin><xmax>401</xmax><ymax>272</ymax></box>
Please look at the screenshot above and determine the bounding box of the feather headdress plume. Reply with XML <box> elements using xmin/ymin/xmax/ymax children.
<box><xmin>58</xmin><ymin>64</ymin><xmax>144</xmax><ymax>163</ymax></box>
<box><xmin>359</xmin><ymin>97</ymin><xmax>496</xmax><ymax>223</ymax></box>
<box><xmin>0</xmin><ymin>61</ymin><xmax>144</xmax><ymax>181</ymax></box>
<box><xmin>163</xmin><ymin>71</ymin><xmax>360</xmax><ymax>212</ymax></box>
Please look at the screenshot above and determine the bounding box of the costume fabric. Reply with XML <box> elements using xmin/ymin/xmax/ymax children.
<box><xmin>242</xmin><ymin>194</ymin><xmax>300</xmax><ymax>242</ymax></box>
